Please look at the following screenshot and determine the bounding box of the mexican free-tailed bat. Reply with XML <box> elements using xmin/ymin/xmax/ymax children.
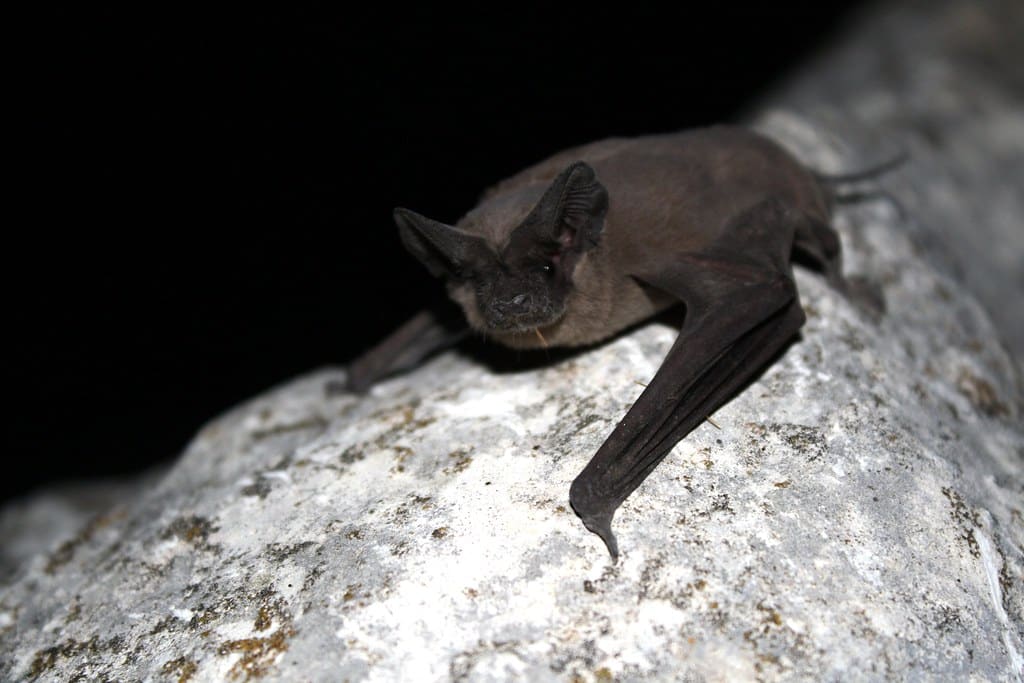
<box><xmin>342</xmin><ymin>125</ymin><xmax>898</xmax><ymax>559</ymax></box>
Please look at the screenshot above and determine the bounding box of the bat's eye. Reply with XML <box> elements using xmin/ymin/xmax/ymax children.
<box><xmin>540</xmin><ymin>264</ymin><xmax>554</xmax><ymax>277</ymax></box>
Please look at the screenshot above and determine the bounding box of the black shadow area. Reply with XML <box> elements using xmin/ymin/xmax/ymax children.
<box><xmin>8</xmin><ymin>3</ymin><xmax>866</xmax><ymax>503</ymax></box>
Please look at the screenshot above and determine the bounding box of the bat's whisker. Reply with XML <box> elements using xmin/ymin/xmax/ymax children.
<box><xmin>534</xmin><ymin>328</ymin><xmax>549</xmax><ymax>348</ymax></box>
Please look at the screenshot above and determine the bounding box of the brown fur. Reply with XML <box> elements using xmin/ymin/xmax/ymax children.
<box><xmin>448</xmin><ymin>125</ymin><xmax>827</xmax><ymax>349</ymax></box>
<box><xmin>346</xmin><ymin>124</ymin><xmax>857</xmax><ymax>558</ymax></box>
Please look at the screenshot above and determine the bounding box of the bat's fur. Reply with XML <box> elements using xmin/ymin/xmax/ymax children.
<box><xmin>418</xmin><ymin>127</ymin><xmax>831</xmax><ymax>349</ymax></box>
<box><xmin>346</xmin><ymin>125</ymin><xmax>889</xmax><ymax>558</ymax></box>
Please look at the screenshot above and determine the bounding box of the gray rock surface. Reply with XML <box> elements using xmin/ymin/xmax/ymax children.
<box><xmin>2</xmin><ymin>116</ymin><xmax>1022</xmax><ymax>680</ymax></box>
<box><xmin>761</xmin><ymin>0</ymin><xmax>1024</xmax><ymax>362</ymax></box>
<box><xmin>0</xmin><ymin>471</ymin><xmax>167</xmax><ymax>585</ymax></box>
<box><xmin>3</xmin><ymin>1</ymin><xmax>1024</xmax><ymax>681</ymax></box>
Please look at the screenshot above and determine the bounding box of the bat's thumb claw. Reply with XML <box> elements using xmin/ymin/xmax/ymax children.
<box><xmin>597</xmin><ymin>524</ymin><xmax>620</xmax><ymax>562</ymax></box>
<box><xmin>570</xmin><ymin>480</ymin><xmax>622</xmax><ymax>560</ymax></box>
<box><xmin>585</xmin><ymin>511</ymin><xmax>614</xmax><ymax>561</ymax></box>
<box><xmin>579</xmin><ymin>510</ymin><xmax>620</xmax><ymax>561</ymax></box>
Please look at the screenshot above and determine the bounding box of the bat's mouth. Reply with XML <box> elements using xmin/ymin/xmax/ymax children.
<box><xmin>485</xmin><ymin>314</ymin><xmax>561</xmax><ymax>335</ymax></box>
<box><xmin>481</xmin><ymin>298</ymin><xmax>566</xmax><ymax>334</ymax></box>
<box><xmin>483</xmin><ymin>316</ymin><xmax>563</xmax><ymax>350</ymax></box>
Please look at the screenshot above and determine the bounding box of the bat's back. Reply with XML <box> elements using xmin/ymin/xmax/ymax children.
<box><xmin>481</xmin><ymin>126</ymin><xmax>828</xmax><ymax>267</ymax></box>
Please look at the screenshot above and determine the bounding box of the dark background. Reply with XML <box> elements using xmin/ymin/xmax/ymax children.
<box><xmin>9</xmin><ymin>3</ymin><xmax>866</xmax><ymax>504</ymax></box>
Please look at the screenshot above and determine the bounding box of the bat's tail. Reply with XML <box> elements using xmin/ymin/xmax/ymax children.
<box><xmin>815</xmin><ymin>150</ymin><xmax>909</xmax><ymax>218</ymax></box>
<box><xmin>812</xmin><ymin>149</ymin><xmax>909</xmax><ymax>184</ymax></box>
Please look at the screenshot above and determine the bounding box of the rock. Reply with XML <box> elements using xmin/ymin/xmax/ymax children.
<box><xmin>0</xmin><ymin>471</ymin><xmax>168</xmax><ymax>585</ymax></box>
<box><xmin>4</xmin><ymin>0</ymin><xmax>1024</xmax><ymax>680</ymax></box>
<box><xmin>2</xmin><ymin>117</ymin><xmax>1022</xmax><ymax>678</ymax></box>
<box><xmin>761</xmin><ymin>0</ymin><xmax>1024</xmax><ymax>362</ymax></box>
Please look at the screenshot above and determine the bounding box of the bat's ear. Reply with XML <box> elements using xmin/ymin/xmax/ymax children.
<box><xmin>394</xmin><ymin>207</ymin><xmax>488</xmax><ymax>279</ymax></box>
<box><xmin>515</xmin><ymin>161</ymin><xmax>609</xmax><ymax>257</ymax></box>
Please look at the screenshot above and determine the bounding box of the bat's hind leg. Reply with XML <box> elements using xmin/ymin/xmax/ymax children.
<box><xmin>793</xmin><ymin>216</ymin><xmax>845</xmax><ymax>290</ymax></box>
<box><xmin>793</xmin><ymin>214</ymin><xmax>886</xmax><ymax>315</ymax></box>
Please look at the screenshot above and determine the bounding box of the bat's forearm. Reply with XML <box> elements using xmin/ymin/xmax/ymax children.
<box><xmin>341</xmin><ymin>306</ymin><xmax>467</xmax><ymax>394</ymax></box>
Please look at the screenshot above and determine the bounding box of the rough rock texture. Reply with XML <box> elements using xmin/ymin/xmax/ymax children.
<box><xmin>3</xmin><ymin>1</ymin><xmax>1024</xmax><ymax>682</ymax></box>
<box><xmin>0</xmin><ymin>472</ymin><xmax>167</xmax><ymax>585</ymax></box>
<box><xmin>762</xmin><ymin>0</ymin><xmax>1024</xmax><ymax>361</ymax></box>
<box><xmin>3</xmin><ymin>120</ymin><xmax>1023</xmax><ymax>680</ymax></box>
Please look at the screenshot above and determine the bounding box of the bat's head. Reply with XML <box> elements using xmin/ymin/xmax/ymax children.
<box><xmin>394</xmin><ymin>162</ymin><xmax>608</xmax><ymax>339</ymax></box>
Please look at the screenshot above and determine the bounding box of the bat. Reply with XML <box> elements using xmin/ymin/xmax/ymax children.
<box><xmin>340</xmin><ymin>125</ymin><xmax>897</xmax><ymax>559</ymax></box>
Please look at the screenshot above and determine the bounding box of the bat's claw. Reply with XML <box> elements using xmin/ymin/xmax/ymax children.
<box><xmin>582</xmin><ymin>513</ymin><xmax>620</xmax><ymax>562</ymax></box>
<box><xmin>570</xmin><ymin>484</ymin><xmax>621</xmax><ymax>561</ymax></box>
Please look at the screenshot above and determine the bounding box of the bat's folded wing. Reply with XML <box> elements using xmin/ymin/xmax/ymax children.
<box><xmin>569</xmin><ymin>198</ymin><xmax>808</xmax><ymax>559</ymax></box>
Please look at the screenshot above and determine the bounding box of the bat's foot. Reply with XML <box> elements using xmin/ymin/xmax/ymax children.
<box><xmin>844</xmin><ymin>275</ymin><xmax>886</xmax><ymax>320</ymax></box>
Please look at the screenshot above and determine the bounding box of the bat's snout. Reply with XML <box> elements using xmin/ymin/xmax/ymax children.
<box><xmin>485</xmin><ymin>293</ymin><xmax>542</xmax><ymax>330</ymax></box>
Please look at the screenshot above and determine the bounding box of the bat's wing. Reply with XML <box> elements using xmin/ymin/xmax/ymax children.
<box><xmin>569</xmin><ymin>198</ymin><xmax>808</xmax><ymax>559</ymax></box>
<box><xmin>334</xmin><ymin>301</ymin><xmax>468</xmax><ymax>394</ymax></box>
